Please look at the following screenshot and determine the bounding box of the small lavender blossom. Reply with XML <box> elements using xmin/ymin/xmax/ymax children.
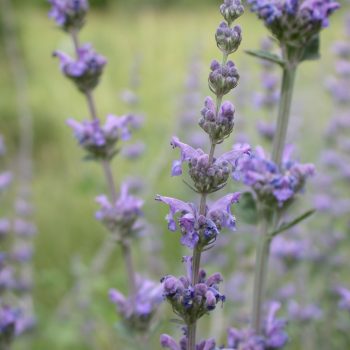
<box><xmin>109</xmin><ymin>277</ymin><xmax>162</xmax><ymax>332</ymax></box>
<box><xmin>215</xmin><ymin>22</ymin><xmax>242</xmax><ymax>55</ymax></box>
<box><xmin>160</xmin><ymin>334</ymin><xmax>217</xmax><ymax>350</ymax></box>
<box><xmin>170</xmin><ymin>136</ymin><xmax>250</xmax><ymax>192</ymax></box>
<box><xmin>48</xmin><ymin>0</ymin><xmax>89</xmax><ymax>31</ymax></box>
<box><xmin>67</xmin><ymin>114</ymin><xmax>135</xmax><ymax>160</ymax></box>
<box><xmin>54</xmin><ymin>44</ymin><xmax>107</xmax><ymax>92</ymax></box>
<box><xmin>0</xmin><ymin>172</ymin><xmax>12</xmax><ymax>192</ymax></box>
<box><xmin>95</xmin><ymin>182</ymin><xmax>143</xmax><ymax>236</ymax></box>
<box><xmin>336</xmin><ymin>286</ymin><xmax>350</xmax><ymax>312</ymax></box>
<box><xmin>199</xmin><ymin>97</ymin><xmax>236</xmax><ymax>144</ymax></box>
<box><xmin>0</xmin><ymin>304</ymin><xmax>17</xmax><ymax>345</ymax></box>
<box><xmin>161</xmin><ymin>268</ymin><xmax>225</xmax><ymax>325</ymax></box>
<box><xmin>155</xmin><ymin>193</ymin><xmax>240</xmax><ymax>249</ymax></box>
<box><xmin>248</xmin><ymin>0</ymin><xmax>339</xmax><ymax>55</ymax></box>
<box><xmin>256</xmin><ymin>121</ymin><xmax>276</xmax><ymax>142</ymax></box>
<box><xmin>287</xmin><ymin>300</ymin><xmax>323</xmax><ymax>323</ymax></box>
<box><xmin>226</xmin><ymin>302</ymin><xmax>288</xmax><ymax>349</ymax></box>
<box><xmin>220</xmin><ymin>0</ymin><xmax>245</xmax><ymax>25</ymax></box>
<box><xmin>236</xmin><ymin>146</ymin><xmax>315</xmax><ymax>207</ymax></box>
<box><xmin>208</xmin><ymin>60</ymin><xmax>239</xmax><ymax>97</ymax></box>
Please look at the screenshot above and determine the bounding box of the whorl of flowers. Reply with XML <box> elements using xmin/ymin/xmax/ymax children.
<box><xmin>227</xmin><ymin>302</ymin><xmax>288</xmax><ymax>349</ymax></box>
<box><xmin>161</xmin><ymin>263</ymin><xmax>225</xmax><ymax>325</ymax></box>
<box><xmin>54</xmin><ymin>44</ymin><xmax>107</xmax><ymax>92</ymax></box>
<box><xmin>95</xmin><ymin>182</ymin><xmax>143</xmax><ymax>237</ymax></box>
<box><xmin>67</xmin><ymin>114</ymin><xmax>136</xmax><ymax>160</ymax></box>
<box><xmin>156</xmin><ymin>193</ymin><xmax>240</xmax><ymax>249</ymax></box>
<box><xmin>248</xmin><ymin>0</ymin><xmax>339</xmax><ymax>60</ymax></box>
<box><xmin>48</xmin><ymin>0</ymin><xmax>89</xmax><ymax>31</ymax></box>
<box><xmin>109</xmin><ymin>277</ymin><xmax>163</xmax><ymax>332</ymax></box>
<box><xmin>236</xmin><ymin>146</ymin><xmax>315</xmax><ymax>208</ymax></box>
<box><xmin>160</xmin><ymin>334</ymin><xmax>217</xmax><ymax>350</ymax></box>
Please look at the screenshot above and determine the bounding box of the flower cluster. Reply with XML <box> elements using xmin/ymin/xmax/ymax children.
<box><xmin>170</xmin><ymin>136</ymin><xmax>250</xmax><ymax>193</ymax></box>
<box><xmin>156</xmin><ymin>193</ymin><xmax>240</xmax><ymax>249</ymax></box>
<box><xmin>236</xmin><ymin>146</ymin><xmax>315</xmax><ymax>207</ymax></box>
<box><xmin>248</xmin><ymin>0</ymin><xmax>339</xmax><ymax>60</ymax></box>
<box><xmin>161</xmin><ymin>266</ymin><xmax>225</xmax><ymax>325</ymax></box>
<box><xmin>54</xmin><ymin>44</ymin><xmax>107</xmax><ymax>92</ymax></box>
<box><xmin>95</xmin><ymin>182</ymin><xmax>143</xmax><ymax>237</ymax></box>
<box><xmin>109</xmin><ymin>277</ymin><xmax>163</xmax><ymax>332</ymax></box>
<box><xmin>67</xmin><ymin>114</ymin><xmax>136</xmax><ymax>160</ymax></box>
<box><xmin>160</xmin><ymin>334</ymin><xmax>217</xmax><ymax>350</ymax></box>
<box><xmin>48</xmin><ymin>0</ymin><xmax>89</xmax><ymax>31</ymax></box>
<box><xmin>227</xmin><ymin>302</ymin><xmax>288</xmax><ymax>349</ymax></box>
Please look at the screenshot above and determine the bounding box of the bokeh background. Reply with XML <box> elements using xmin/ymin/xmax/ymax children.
<box><xmin>0</xmin><ymin>0</ymin><xmax>349</xmax><ymax>349</ymax></box>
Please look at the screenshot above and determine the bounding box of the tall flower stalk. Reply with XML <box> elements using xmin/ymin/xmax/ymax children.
<box><xmin>158</xmin><ymin>1</ymin><xmax>249</xmax><ymax>349</ymax></box>
<box><xmin>246</xmin><ymin>0</ymin><xmax>340</xmax><ymax>335</ymax></box>
<box><xmin>48</xmin><ymin>0</ymin><xmax>161</xmax><ymax>337</ymax></box>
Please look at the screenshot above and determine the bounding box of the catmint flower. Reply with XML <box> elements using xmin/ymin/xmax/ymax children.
<box><xmin>0</xmin><ymin>220</ymin><xmax>10</xmax><ymax>239</ymax></box>
<box><xmin>226</xmin><ymin>302</ymin><xmax>288</xmax><ymax>349</ymax></box>
<box><xmin>208</xmin><ymin>60</ymin><xmax>239</xmax><ymax>97</ymax></box>
<box><xmin>336</xmin><ymin>286</ymin><xmax>350</xmax><ymax>312</ymax></box>
<box><xmin>109</xmin><ymin>277</ymin><xmax>162</xmax><ymax>332</ymax></box>
<box><xmin>248</xmin><ymin>0</ymin><xmax>339</xmax><ymax>58</ymax></box>
<box><xmin>0</xmin><ymin>304</ymin><xmax>17</xmax><ymax>345</ymax></box>
<box><xmin>160</xmin><ymin>334</ymin><xmax>217</xmax><ymax>350</ymax></box>
<box><xmin>54</xmin><ymin>44</ymin><xmax>107</xmax><ymax>92</ymax></box>
<box><xmin>95</xmin><ymin>182</ymin><xmax>143</xmax><ymax>237</ymax></box>
<box><xmin>161</xmin><ymin>269</ymin><xmax>225</xmax><ymax>324</ymax></box>
<box><xmin>236</xmin><ymin>146</ymin><xmax>315</xmax><ymax>208</ymax></box>
<box><xmin>287</xmin><ymin>300</ymin><xmax>323</xmax><ymax>323</ymax></box>
<box><xmin>155</xmin><ymin>193</ymin><xmax>240</xmax><ymax>249</ymax></box>
<box><xmin>67</xmin><ymin>114</ymin><xmax>135</xmax><ymax>160</ymax></box>
<box><xmin>199</xmin><ymin>97</ymin><xmax>236</xmax><ymax>144</ymax></box>
<box><xmin>170</xmin><ymin>136</ymin><xmax>249</xmax><ymax>192</ymax></box>
<box><xmin>220</xmin><ymin>0</ymin><xmax>245</xmax><ymax>25</ymax></box>
<box><xmin>48</xmin><ymin>0</ymin><xmax>89</xmax><ymax>31</ymax></box>
<box><xmin>0</xmin><ymin>172</ymin><xmax>12</xmax><ymax>192</ymax></box>
<box><xmin>215</xmin><ymin>22</ymin><xmax>242</xmax><ymax>55</ymax></box>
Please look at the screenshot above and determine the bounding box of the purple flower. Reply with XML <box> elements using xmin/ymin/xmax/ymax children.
<box><xmin>215</xmin><ymin>22</ymin><xmax>242</xmax><ymax>55</ymax></box>
<box><xmin>209</xmin><ymin>60</ymin><xmax>239</xmax><ymax>97</ymax></box>
<box><xmin>220</xmin><ymin>0</ymin><xmax>245</xmax><ymax>25</ymax></box>
<box><xmin>236</xmin><ymin>146</ymin><xmax>315</xmax><ymax>207</ymax></box>
<box><xmin>248</xmin><ymin>0</ymin><xmax>339</xmax><ymax>54</ymax></box>
<box><xmin>11</xmin><ymin>243</ymin><xmax>33</xmax><ymax>263</ymax></box>
<box><xmin>121</xmin><ymin>141</ymin><xmax>145</xmax><ymax>159</ymax></box>
<box><xmin>54</xmin><ymin>44</ymin><xmax>106</xmax><ymax>92</ymax></box>
<box><xmin>0</xmin><ymin>172</ymin><xmax>12</xmax><ymax>192</ymax></box>
<box><xmin>67</xmin><ymin>114</ymin><xmax>135</xmax><ymax>159</ymax></box>
<box><xmin>170</xmin><ymin>136</ymin><xmax>250</xmax><ymax>192</ymax></box>
<box><xmin>13</xmin><ymin>219</ymin><xmax>37</xmax><ymax>237</ymax></box>
<box><xmin>287</xmin><ymin>300</ymin><xmax>323</xmax><ymax>323</ymax></box>
<box><xmin>227</xmin><ymin>327</ymin><xmax>265</xmax><ymax>349</ymax></box>
<box><xmin>0</xmin><ymin>304</ymin><xmax>17</xmax><ymax>343</ymax></box>
<box><xmin>336</xmin><ymin>286</ymin><xmax>350</xmax><ymax>312</ymax></box>
<box><xmin>0</xmin><ymin>220</ymin><xmax>10</xmax><ymax>239</ymax></box>
<box><xmin>160</xmin><ymin>335</ymin><xmax>217</xmax><ymax>350</ymax></box>
<box><xmin>109</xmin><ymin>277</ymin><xmax>162</xmax><ymax>332</ymax></box>
<box><xmin>161</xmin><ymin>269</ymin><xmax>225</xmax><ymax>324</ymax></box>
<box><xmin>256</xmin><ymin>121</ymin><xmax>276</xmax><ymax>142</ymax></box>
<box><xmin>155</xmin><ymin>193</ymin><xmax>240</xmax><ymax>249</ymax></box>
<box><xmin>95</xmin><ymin>182</ymin><xmax>143</xmax><ymax>236</ymax></box>
<box><xmin>48</xmin><ymin>0</ymin><xmax>89</xmax><ymax>31</ymax></box>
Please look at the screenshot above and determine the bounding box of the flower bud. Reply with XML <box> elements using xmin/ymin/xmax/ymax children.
<box><xmin>220</xmin><ymin>0</ymin><xmax>244</xmax><ymax>25</ymax></box>
<box><xmin>216</xmin><ymin>22</ymin><xmax>242</xmax><ymax>55</ymax></box>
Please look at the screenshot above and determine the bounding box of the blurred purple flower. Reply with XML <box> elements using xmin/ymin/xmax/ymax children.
<box><xmin>287</xmin><ymin>300</ymin><xmax>323</xmax><ymax>323</ymax></box>
<box><xmin>0</xmin><ymin>172</ymin><xmax>12</xmax><ymax>192</ymax></box>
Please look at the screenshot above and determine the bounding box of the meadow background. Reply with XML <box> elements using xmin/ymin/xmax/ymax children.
<box><xmin>0</xmin><ymin>1</ymin><xmax>347</xmax><ymax>349</ymax></box>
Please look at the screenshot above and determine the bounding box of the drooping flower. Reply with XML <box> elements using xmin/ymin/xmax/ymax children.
<box><xmin>155</xmin><ymin>193</ymin><xmax>240</xmax><ymax>249</ymax></box>
<box><xmin>109</xmin><ymin>277</ymin><xmax>163</xmax><ymax>332</ymax></box>
<box><xmin>48</xmin><ymin>0</ymin><xmax>89</xmax><ymax>31</ymax></box>
<box><xmin>95</xmin><ymin>182</ymin><xmax>143</xmax><ymax>237</ymax></box>
<box><xmin>54</xmin><ymin>44</ymin><xmax>107</xmax><ymax>92</ymax></box>
<box><xmin>67</xmin><ymin>114</ymin><xmax>135</xmax><ymax>159</ymax></box>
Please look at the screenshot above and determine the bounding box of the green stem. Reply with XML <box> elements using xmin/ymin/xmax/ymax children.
<box><xmin>271</xmin><ymin>64</ymin><xmax>297</xmax><ymax>166</ymax></box>
<box><xmin>251</xmin><ymin>61</ymin><xmax>297</xmax><ymax>334</ymax></box>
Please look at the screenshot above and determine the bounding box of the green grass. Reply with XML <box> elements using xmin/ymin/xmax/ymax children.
<box><xmin>0</xmin><ymin>4</ymin><xmax>348</xmax><ymax>349</ymax></box>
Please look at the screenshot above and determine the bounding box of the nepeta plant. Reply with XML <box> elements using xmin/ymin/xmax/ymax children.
<box><xmin>48</xmin><ymin>0</ymin><xmax>161</xmax><ymax>337</ymax></box>
<box><xmin>244</xmin><ymin>0</ymin><xmax>339</xmax><ymax>338</ymax></box>
<box><xmin>157</xmin><ymin>1</ymin><xmax>249</xmax><ymax>349</ymax></box>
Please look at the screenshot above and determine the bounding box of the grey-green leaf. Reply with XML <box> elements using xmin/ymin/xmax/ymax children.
<box><xmin>245</xmin><ymin>49</ymin><xmax>286</xmax><ymax>67</ymax></box>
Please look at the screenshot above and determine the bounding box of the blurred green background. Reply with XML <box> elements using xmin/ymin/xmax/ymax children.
<box><xmin>0</xmin><ymin>1</ymin><xmax>347</xmax><ymax>349</ymax></box>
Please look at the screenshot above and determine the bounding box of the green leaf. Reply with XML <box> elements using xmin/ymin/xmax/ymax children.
<box><xmin>301</xmin><ymin>35</ymin><xmax>320</xmax><ymax>62</ymax></box>
<box><xmin>269</xmin><ymin>209</ymin><xmax>316</xmax><ymax>238</ymax></box>
<box><xmin>235</xmin><ymin>192</ymin><xmax>258</xmax><ymax>225</ymax></box>
<box><xmin>245</xmin><ymin>49</ymin><xmax>286</xmax><ymax>67</ymax></box>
